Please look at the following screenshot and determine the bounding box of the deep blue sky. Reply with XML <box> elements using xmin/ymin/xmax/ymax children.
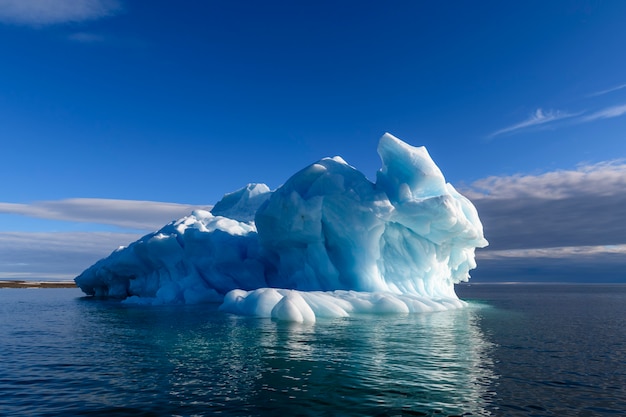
<box><xmin>1</xmin><ymin>1</ymin><xmax>625</xmax><ymax>282</ymax></box>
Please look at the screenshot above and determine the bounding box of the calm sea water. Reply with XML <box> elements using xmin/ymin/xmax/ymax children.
<box><xmin>0</xmin><ymin>284</ymin><xmax>624</xmax><ymax>416</ymax></box>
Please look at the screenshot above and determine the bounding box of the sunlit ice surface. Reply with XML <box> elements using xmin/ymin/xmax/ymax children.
<box><xmin>75</xmin><ymin>134</ymin><xmax>488</xmax><ymax>321</ymax></box>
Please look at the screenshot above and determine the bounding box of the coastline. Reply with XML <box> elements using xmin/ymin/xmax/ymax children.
<box><xmin>0</xmin><ymin>280</ymin><xmax>77</xmax><ymax>289</ymax></box>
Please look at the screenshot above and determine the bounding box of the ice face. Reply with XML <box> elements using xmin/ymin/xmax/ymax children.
<box><xmin>75</xmin><ymin>133</ymin><xmax>488</xmax><ymax>321</ymax></box>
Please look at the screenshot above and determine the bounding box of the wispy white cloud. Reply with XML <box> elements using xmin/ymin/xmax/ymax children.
<box><xmin>587</xmin><ymin>83</ymin><xmax>626</xmax><ymax>97</ymax></box>
<box><xmin>0</xmin><ymin>198</ymin><xmax>210</xmax><ymax>231</ymax></box>
<box><xmin>488</xmin><ymin>82</ymin><xmax>626</xmax><ymax>140</ymax></box>
<box><xmin>487</xmin><ymin>108</ymin><xmax>578</xmax><ymax>139</ymax></box>
<box><xmin>0</xmin><ymin>0</ymin><xmax>121</xmax><ymax>26</ymax></box>
<box><xmin>489</xmin><ymin>101</ymin><xmax>626</xmax><ymax>139</ymax></box>
<box><xmin>579</xmin><ymin>104</ymin><xmax>626</xmax><ymax>123</ymax></box>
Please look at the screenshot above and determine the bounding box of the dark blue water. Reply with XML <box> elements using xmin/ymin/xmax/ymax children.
<box><xmin>1</xmin><ymin>285</ymin><xmax>624</xmax><ymax>416</ymax></box>
<box><xmin>457</xmin><ymin>284</ymin><xmax>626</xmax><ymax>416</ymax></box>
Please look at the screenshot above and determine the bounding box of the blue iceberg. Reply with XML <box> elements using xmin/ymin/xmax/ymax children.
<box><xmin>75</xmin><ymin>133</ymin><xmax>488</xmax><ymax>321</ymax></box>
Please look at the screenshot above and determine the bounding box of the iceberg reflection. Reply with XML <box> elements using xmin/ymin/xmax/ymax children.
<box><xmin>73</xmin><ymin>298</ymin><xmax>496</xmax><ymax>416</ymax></box>
<box><xmin>179</xmin><ymin>308</ymin><xmax>495</xmax><ymax>415</ymax></box>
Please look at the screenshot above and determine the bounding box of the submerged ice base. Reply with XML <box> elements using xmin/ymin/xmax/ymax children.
<box><xmin>76</xmin><ymin>133</ymin><xmax>488</xmax><ymax>322</ymax></box>
<box><xmin>219</xmin><ymin>289</ymin><xmax>466</xmax><ymax>322</ymax></box>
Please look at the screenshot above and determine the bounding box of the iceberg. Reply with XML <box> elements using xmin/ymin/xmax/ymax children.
<box><xmin>75</xmin><ymin>133</ymin><xmax>488</xmax><ymax>322</ymax></box>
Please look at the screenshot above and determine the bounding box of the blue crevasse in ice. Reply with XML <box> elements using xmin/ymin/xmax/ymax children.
<box><xmin>75</xmin><ymin>133</ymin><xmax>488</xmax><ymax>321</ymax></box>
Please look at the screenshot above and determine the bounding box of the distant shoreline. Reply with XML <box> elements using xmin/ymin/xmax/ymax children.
<box><xmin>0</xmin><ymin>280</ymin><xmax>77</xmax><ymax>289</ymax></box>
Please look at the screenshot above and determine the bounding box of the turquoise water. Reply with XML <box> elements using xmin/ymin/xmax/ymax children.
<box><xmin>1</xmin><ymin>285</ymin><xmax>625</xmax><ymax>416</ymax></box>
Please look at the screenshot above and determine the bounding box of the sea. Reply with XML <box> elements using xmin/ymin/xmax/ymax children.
<box><xmin>1</xmin><ymin>284</ymin><xmax>625</xmax><ymax>417</ymax></box>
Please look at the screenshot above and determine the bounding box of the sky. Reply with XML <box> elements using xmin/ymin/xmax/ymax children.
<box><xmin>1</xmin><ymin>0</ymin><xmax>626</xmax><ymax>283</ymax></box>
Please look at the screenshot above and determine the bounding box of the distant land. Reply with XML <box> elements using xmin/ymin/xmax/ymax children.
<box><xmin>0</xmin><ymin>280</ymin><xmax>77</xmax><ymax>289</ymax></box>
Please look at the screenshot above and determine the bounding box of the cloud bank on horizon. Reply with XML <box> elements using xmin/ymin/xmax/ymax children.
<box><xmin>0</xmin><ymin>199</ymin><xmax>208</xmax><ymax>231</ymax></box>
<box><xmin>466</xmin><ymin>162</ymin><xmax>626</xmax><ymax>249</ymax></box>
<box><xmin>0</xmin><ymin>231</ymin><xmax>138</xmax><ymax>280</ymax></box>
<box><xmin>464</xmin><ymin>161</ymin><xmax>626</xmax><ymax>282</ymax></box>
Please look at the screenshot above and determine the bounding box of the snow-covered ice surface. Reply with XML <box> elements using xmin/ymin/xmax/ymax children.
<box><xmin>75</xmin><ymin>133</ymin><xmax>488</xmax><ymax>322</ymax></box>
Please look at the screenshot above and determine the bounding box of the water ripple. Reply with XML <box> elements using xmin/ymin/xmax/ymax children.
<box><xmin>3</xmin><ymin>286</ymin><xmax>626</xmax><ymax>416</ymax></box>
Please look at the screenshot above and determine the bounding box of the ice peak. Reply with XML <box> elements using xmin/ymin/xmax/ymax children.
<box><xmin>377</xmin><ymin>132</ymin><xmax>446</xmax><ymax>202</ymax></box>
